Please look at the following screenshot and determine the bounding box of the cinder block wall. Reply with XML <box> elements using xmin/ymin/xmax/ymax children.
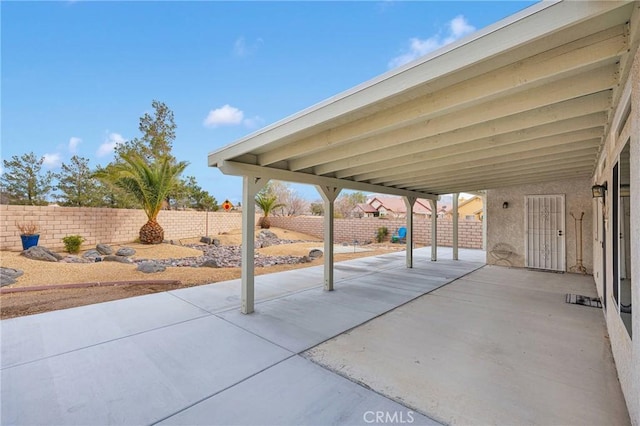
<box><xmin>268</xmin><ymin>215</ymin><xmax>483</xmax><ymax>248</ymax></box>
<box><xmin>0</xmin><ymin>205</ymin><xmax>483</xmax><ymax>251</ymax></box>
<box><xmin>0</xmin><ymin>205</ymin><xmax>247</xmax><ymax>251</ymax></box>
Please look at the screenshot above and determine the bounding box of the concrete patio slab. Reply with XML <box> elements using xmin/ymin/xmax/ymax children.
<box><xmin>0</xmin><ymin>291</ymin><xmax>209</xmax><ymax>368</ymax></box>
<box><xmin>1</xmin><ymin>247</ymin><xmax>484</xmax><ymax>425</ymax></box>
<box><xmin>159</xmin><ymin>355</ymin><xmax>439</xmax><ymax>426</ymax></box>
<box><xmin>2</xmin><ymin>315</ymin><xmax>293</xmax><ymax>425</ymax></box>
<box><xmin>216</xmin><ymin>252</ymin><xmax>483</xmax><ymax>353</ymax></box>
<box><xmin>306</xmin><ymin>265</ymin><xmax>630</xmax><ymax>425</ymax></box>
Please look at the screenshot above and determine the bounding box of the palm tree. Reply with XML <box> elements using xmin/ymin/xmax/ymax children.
<box><xmin>95</xmin><ymin>154</ymin><xmax>188</xmax><ymax>244</ymax></box>
<box><xmin>255</xmin><ymin>192</ymin><xmax>284</xmax><ymax>229</ymax></box>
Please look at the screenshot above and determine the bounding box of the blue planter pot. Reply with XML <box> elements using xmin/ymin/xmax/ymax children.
<box><xmin>20</xmin><ymin>234</ymin><xmax>40</xmax><ymax>250</ymax></box>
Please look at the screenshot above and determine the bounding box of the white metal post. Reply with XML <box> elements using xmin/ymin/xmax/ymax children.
<box><xmin>481</xmin><ymin>193</ymin><xmax>487</xmax><ymax>251</ymax></box>
<box><xmin>316</xmin><ymin>185</ymin><xmax>341</xmax><ymax>291</ymax></box>
<box><xmin>430</xmin><ymin>199</ymin><xmax>438</xmax><ymax>261</ymax></box>
<box><xmin>241</xmin><ymin>175</ymin><xmax>267</xmax><ymax>314</ymax></box>
<box><xmin>404</xmin><ymin>196</ymin><xmax>417</xmax><ymax>268</ymax></box>
<box><xmin>453</xmin><ymin>193</ymin><xmax>459</xmax><ymax>260</ymax></box>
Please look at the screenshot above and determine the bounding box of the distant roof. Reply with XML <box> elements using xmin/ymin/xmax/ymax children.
<box><xmin>356</xmin><ymin>203</ymin><xmax>378</xmax><ymax>213</ymax></box>
<box><xmin>368</xmin><ymin>196</ymin><xmax>432</xmax><ymax>215</ymax></box>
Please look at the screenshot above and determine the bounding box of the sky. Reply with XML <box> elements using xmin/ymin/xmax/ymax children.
<box><xmin>1</xmin><ymin>0</ymin><xmax>538</xmax><ymax>205</ymax></box>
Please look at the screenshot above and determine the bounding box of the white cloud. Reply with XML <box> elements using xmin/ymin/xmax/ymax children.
<box><xmin>203</xmin><ymin>104</ymin><xmax>245</xmax><ymax>128</ymax></box>
<box><xmin>97</xmin><ymin>132</ymin><xmax>126</xmax><ymax>157</ymax></box>
<box><xmin>388</xmin><ymin>15</ymin><xmax>476</xmax><ymax>68</ymax></box>
<box><xmin>448</xmin><ymin>15</ymin><xmax>475</xmax><ymax>39</ymax></box>
<box><xmin>233</xmin><ymin>36</ymin><xmax>263</xmax><ymax>57</ymax></box>
<box><xmin>42</xmin><ymin>153</ymin><xmax>62</xmax><ymax>169</ymax></box>
<box><xmin>68</xmin><ymin>137</ymin><xmax>82</xmax><ymax>153</ymax></box>
<box><xmin>243</xmin><ymin>116</ymin><xmax>265</xmax><ymax>129</ymax></box>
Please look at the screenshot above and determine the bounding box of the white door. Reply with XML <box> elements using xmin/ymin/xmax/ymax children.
<box><xmin>525</xmin><ymin>195</ymin><xmax>566</xmax><ymax>271</ymax></box>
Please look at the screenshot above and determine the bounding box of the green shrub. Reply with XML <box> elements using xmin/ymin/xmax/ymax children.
<box><xmin>375</xmin><ymin>227</ymin><xmax>388</xmax><ymax>243</ymax></box>
<box><xmin>62</xmin><ymin>235</ymin><xmax>85</xmax><ymax>254</ymax></box>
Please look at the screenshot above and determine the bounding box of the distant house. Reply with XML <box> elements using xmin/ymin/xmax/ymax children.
<box><xmin>446</xmin><ymin>195</ymin><xmax>484</xmax><ymax>221</ymax></box>
<box><xmin>354</xmin><ymin>203</ymin><xmax>379</xmax><ymax>218</ymax></box>
<box><xmin>356</xmin><ymin>196</ymin><xmax>449</xmax><ymax>219</ymax></box>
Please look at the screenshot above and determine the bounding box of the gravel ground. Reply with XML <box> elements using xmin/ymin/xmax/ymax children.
<box><xmin>0</xmin><ymin>227</ymin><xmax>407</xmax><ymax>319</ymax></box>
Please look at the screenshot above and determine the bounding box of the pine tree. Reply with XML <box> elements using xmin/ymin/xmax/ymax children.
<box><xmin>1</xmin><ymin>152</ymin><xmax>54</xmax><ymax>205</ymax></box>
<box><xmin>55</xmin><ymin>155</ymin><xmax>102</xmax><ymax>206</ymax></box>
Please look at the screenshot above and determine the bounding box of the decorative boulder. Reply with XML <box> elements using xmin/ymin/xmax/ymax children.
<box><xmin>308</xmin><ymin>249</ymin><xmax>323</xmax><ymax>259</ymax></box>
<box><xmin>259</xmin><ymin>230</ymin><xmax>278</xmax><ymax>239</ymax></box>
<box><xmin>200</xmin><ymin>236</ymin><xmax>213</xmax><ymax>245</ymax></box>
<box><xmin>60</xmin><ymin>256</ymin><xmax>92</xmax><ymax>264</ymax></box>
<box><xmin>212</xmin><ymin>238</ymin><xmax>221</xmax><ymax>247</ymax></box>
<box><xmin>103</xmin><ymin>255</ymin><xmax>133</xmax><ymax>264</ymax></box>
<box><xmin>82</xmin><ymin>249</ymin><xmax>102</xmax><ymax>260</ymax></box>
<box><xmin>200</xmin><ymin>259</ymin><xmax>220</xmax><ymax>268</ymax></box>
<box><xmin>0</xmin><ymin>267</ymin><xmax>24</xmax><ymax>287</ymax></box>
<box><xmin>137</xmin><ymin>261</ymin><xmax>166</xmax><ymax>273</ymax></box>
<box><xmin>257</xmin><ymin>230</ymin><xmax>279</xmax><ymax>248</ymax></box>
<box><xmin>116</xmin><ymin>247</ymin><xmax>136</xmax><ymax>257</ymax></box>
<box><xmin>96</xmin><ymin>244</ymin><xmax>113</xmax><ymax>255</ymax></box>
<box><xmin>22</xmin><ymin>246</ymin><xmax>64</xmax><ymax>262</ymax></box>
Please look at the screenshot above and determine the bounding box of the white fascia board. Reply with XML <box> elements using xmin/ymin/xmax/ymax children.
<box><xmin>216</xmin><ymin>161</ymin><xmax>438</xmax><ymax>200</ymax></box>
<box><xmin>208</xmin><ymin>0</ymin><xmax>628</xmax><ymax>167</ymax></box>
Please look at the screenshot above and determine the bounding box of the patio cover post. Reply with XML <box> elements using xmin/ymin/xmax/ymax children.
<box><xmin>429</xmin><ymin>199</ymin><xmax>438</xmax><ymax>261</ymax></box>
<box><xmin>453</xmin><ymin>192</ymin><xmax>459</xmax><ymax>260</ymax></box>
<box><xmin>481</xmin><ymin>193</ymin><xmax>487</xmax><ymax>250</ymax></box>
<box><xmin>316</xmin><ymin>185</ymin><xmax>341</xmax><ymax>291</ymax></box>
<box><xmin>241</xmin><ymin>175</ymin><xmax>267</xmax><ymax>314</ymax></box>
<box><xmin>403</xmin><ymin>196</ymin><xmax>417</xmax><ymax>268</ymax></box>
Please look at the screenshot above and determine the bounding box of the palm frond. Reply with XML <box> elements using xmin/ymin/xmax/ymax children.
<box><xmin>94</xmin><ymin>153</ymin><xmax>188</xmax><ymax>221</ymax></box>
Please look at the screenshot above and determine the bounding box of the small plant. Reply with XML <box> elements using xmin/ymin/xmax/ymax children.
<box><xmin>375</xmin><ymin>226</ymin><xmax>388</xmax><ymax>243</ymax></box>
<box><xmin>16</xmin><ymin>221</ymin><xmax>39</xmax><ymax>235</ymax></box>
<box><xmin>62</xmin><ymin>235</ymin><xmax>85</xmax><ymax>254</ymax></box>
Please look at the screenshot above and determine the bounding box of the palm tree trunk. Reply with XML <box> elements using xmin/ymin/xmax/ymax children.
<box><xmin>140</xmin><ymin>219</ymin><xmax>164</xmax><ymax>244</ymax></box>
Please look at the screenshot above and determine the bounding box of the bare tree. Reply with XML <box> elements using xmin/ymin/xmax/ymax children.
<box><xmin>270</xmin><ymin>181</ymin><xmax>309</xmax><ymax>216</ymax></box>
<box><xmin>334</xmin><ymin>191</ymin><xmax>367</xmax><ymax>218</ymax></box>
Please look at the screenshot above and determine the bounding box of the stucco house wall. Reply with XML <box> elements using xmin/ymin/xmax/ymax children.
<box><xmin>590</xmin><ymin>49</ymin><xmax>639</xmax><ymax>425</ymax></box>
<box><xmin>486</xmin><ymin>177</ymin><xmax>593</xmax><ymax>273</ymax></box>
<box><xmin>486</xmin><ymin>49</ymin><xmax>639</xmax><ymax>424</ymax></box>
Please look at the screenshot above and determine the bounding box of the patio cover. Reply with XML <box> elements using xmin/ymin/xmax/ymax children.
<box><xmin>208</xmin><ymin>0</ymin><xmax>639</xmax><ymax>313</ymax></box>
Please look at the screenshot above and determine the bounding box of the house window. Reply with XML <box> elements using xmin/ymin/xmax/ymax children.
<box><xmin>614</xmin><ymin>140</ymin><xmax>632</xmax><ymax>339</ymax></box>
<box><xmin>465</xmin><ymin>215</ymin><xmax>475</xmax><ymax>221</ymax></box>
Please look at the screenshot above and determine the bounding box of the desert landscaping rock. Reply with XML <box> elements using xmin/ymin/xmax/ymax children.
<box><xmin>0</xmin><ymin>267</ymin><xmax>24</xmax><ymax>287</ymax></box>
<box><xmin>22</xmin><ymin>246</ymin><xmax>64</xmax><ymax>262</ymax></box>
<box><xmin>116</xmin><ymin>247</ymin><xmax>136</xmax><ymax>257</ymax></box>
<box><xmin>136</xmin><ymin>261</ymin><xmax>166</xmax><ymax>273</ymax></box>
<box><xmin>200</xmin><ymin>259</ymin><xmax>221</xmax><ymax>268</ymax></box>
<box><xmin>82</xmin><ymin>249</ymin><xmax>102</xmax><ymax>260</ymax></box>
<box><xmin>308</xmin><ymin>249</ymin><xmax>323</xmax><ymax>259</ymax></box>
<box><xmin>257</xmin><ymin>230</ymin><xmax>278</xmax><ymax>248</ymax></box>
<box><xmin>103</xmin><ymin>255</ymin><xmax>133</xmax><ymax>264</ymax></box>
<box><xmin>213</xmin><ymin>238</ymin><xmax>221</xmax><ymax>247</ymax></box>
<box><xmin>133</xmin><ymin>242</ymin><xmax>315</xmax><ymax>269</ymax></box>
<box><xmin>96</xmin><ymin>243</ymin><xmax>113</xmax><ymax>255</ymax></box>
<box><xmin>256</xmin><ymin>229</ymin><xmax>303</xmax><ymax>248</ymax></box>
<box><xmin>60</xmin><ymin>256</ymin><xmax>92</xmax><ymax>264</ymax></box>
<box><xmin>200</xmin><ymin>236</ymin><xmax>213</xmax><ymax>244</ymax></box>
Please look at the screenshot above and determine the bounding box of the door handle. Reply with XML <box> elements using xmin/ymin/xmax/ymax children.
<box><xmin>558</xmin><ymin>230</ymin><xmax>563</xmax><ymax>237</ymax></box>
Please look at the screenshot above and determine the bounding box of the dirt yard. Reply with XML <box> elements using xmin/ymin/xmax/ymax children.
<box><xmin>1</xmin><ymin>227</ymin><xmax>407</xmax><ymax>319</ymax></box>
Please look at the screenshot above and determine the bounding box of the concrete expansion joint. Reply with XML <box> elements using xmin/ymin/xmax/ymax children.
<box><xmin>148</xmin><ymin>354</ymin><xmax>298</xmax><ymax>426</ymax></box>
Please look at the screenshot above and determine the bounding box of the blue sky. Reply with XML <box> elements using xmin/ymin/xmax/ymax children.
<box><xmin>2</xmin><ymin>1</ymin><xmax>537</xmax><ymax>204</ymax></box>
